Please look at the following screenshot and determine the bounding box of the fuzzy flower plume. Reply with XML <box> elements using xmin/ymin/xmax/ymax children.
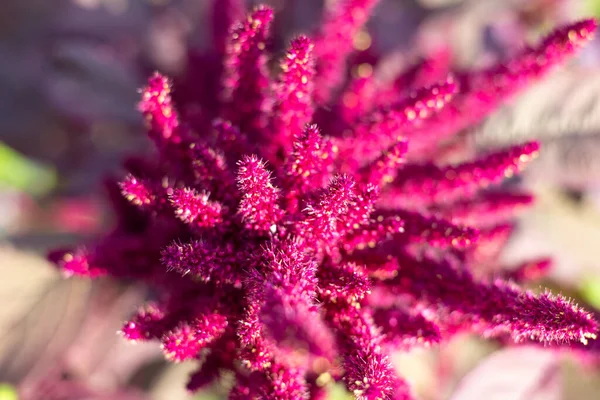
<box><xmin>49</xmin><ymin>3</ymin><xmax>598</xmax><ymax>399</ymax></box>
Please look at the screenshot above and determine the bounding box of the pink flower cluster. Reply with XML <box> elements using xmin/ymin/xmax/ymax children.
<box><xmin>50</xmin><ymin>1</ymin><xmax>598</xmax><ymax>399</ymax></box>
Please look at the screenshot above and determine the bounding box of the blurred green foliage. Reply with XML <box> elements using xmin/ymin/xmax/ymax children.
<box><xmin>0</xmin><ymin>142</ymin><xmax>56</xmax><ymax>197</ymax></box>
<box><xmin>580</xmin><ymin>276</ymin><xmax>600</xmax><ymax>310</ymax></box>
<box><xmin>0</xmin><ymin>383</ymin><xmax>18</xmax><ymax>400</ymax></box>
<box><xmin>588</xmin><ymin>0</ymin><xmax>600</xmax><ymax>18</ymax></box>
<box><xmin>194</xmin><ymin>392</ymin><xmax>222</xmax><ymax>400</ymax></box>
<box><xmin>328</xmin><ymin>383</ymin><xmax>354</xmax><ymax>399</ymax></box>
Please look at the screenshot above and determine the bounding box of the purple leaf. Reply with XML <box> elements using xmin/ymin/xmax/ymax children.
<box><xmin>450</xmin><ymin>346</ymin><xmax>561</xmax><ymax>400</ymax></box>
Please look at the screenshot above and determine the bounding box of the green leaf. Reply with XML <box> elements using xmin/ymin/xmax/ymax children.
<box><xmin>192</xmin><ymin>389</ymin><xmax>223</xmax><ymax>400</ymax></box>
<box><xmin>587</xmin><ymin>0</ymin><xmax>600</xmax><ymax>18</ymax></box>
<box><xmin>0</xmin><ymin>383</ymin><xmax>18</xmax><ymax>400</ymax></box>
<box><xmin>329</xmin><ymin>383</ymin><xmax>353</xmax><ymax>400</ymax></box>
<box><xmin>580</xmin><ymin>277</ymin><xmax>600</xmax><ymax>310</ymax></box>
<box><xmin>0</xmin><ymin>142</ymin><xmax>56</xmax><ymax>196</ymax></box>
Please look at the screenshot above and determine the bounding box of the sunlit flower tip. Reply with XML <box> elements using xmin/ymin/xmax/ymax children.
<box><xmin>391</xmin><ymin>141</ymin><xmax>540</xmax><ymax>206</ymax></box>
<box><xmin>406</xmin><ymin>74</ymin><xmax>458</xmax><ymax>113</ymax></box>
<box><xmin>355</xmin><ymin>77</ymin><xmax>458</xmax><ymax>155</ymax></box>
<box><xmin>222</xmin><ymin>6</ymin><xmax>274</xmax><ymax>135</ymax></box>
<box><xmin>120</xmin><ymin>174</ymin><xmax>156</xmax><ymax>209</ymax></box>
<box><xmin>120</xmin><ymin>303</ymin><xmax>166</xmax><ymax>342</ymax></box>
<box><xmin>264</xmin><ymin>364</ymin><xmax>309</xmax><ymax>400</ymax></box>
<box><xmin>169</xmin><ymin>187</ymin><xmax>224</xmax><ymax>229</ymax></box>
<box><xmin>48</xmin><ymin>248</ymin><xmax>104</xmax><ymax>278</ymax></box>
<box><xmin>270</xmin><ymin>36</ymin><xmax>316</xmax><ymax>155</ymax></box>
<box><xmin>540</xmin><ymin>19</ymin><xmax>598</xmax><ymax>58</ymax></box>
<box><xmin>288</xmin><ymin>35</ymin><xmax>314</xmax><ymax>59</ymax></box>
<box><xmin>398</xmin><ymin>75</ymin><xmax>458</xmax><ymax>119</ymax></box>
<box><xmin>505</xmin><ymin>289</ymin><xmax>599</xmax><ymax>345</ymax></box>
<box><xmin>334</xmin><ymin>307</ymin><xmax>399</xmax><ymax>400</ymax></box>
<box><xmin>272</xmin><ymin>36</ymin><xmax>315</xmax><ymax>150</ymax></box>
<box><xmin>236</xmin><ymin>155</ymin><xmax>282</xmax><ymax>232</ymax></box>
<box><xmin>160</xmin><ymin>315</ymin><xmax>228</xmax><ymax>362</ymax></box>
<box><xmin>388</xmin><ymin>252</ymin><xmax>598</xmax><ymax>344</ymax></box>
<box><xmin>138</xmin><ymin>72</ymin><xmax>179</xmax><ymax>141</ymax></box>
<box><xmin>278</xmin><ymin>36</ymin><xmax>315</xmax><ymax>99</ymax></box>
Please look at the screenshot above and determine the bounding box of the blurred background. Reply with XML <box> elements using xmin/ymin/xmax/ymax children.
<box><xmin>3</xmin><ymin>0</ymin><xmax>600</xmax><ymax>399</ymax></box>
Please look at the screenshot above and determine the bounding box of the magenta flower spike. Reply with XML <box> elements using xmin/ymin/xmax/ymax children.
<box><xmin>329</xmin><ymin>305</ymin><xmax>403</xmax><ymax>400</ymax></box>
<box><xmin>341</xmin><ymin>76</ymin><xmax>458</xmax><ymax>164</ymax></box>
<box><xmin>212</xmin><ymin>0</ymin><xmax>245</xmax><ymax>55</ymax></box>
<box><xmin>368</xmin><ymin>76</ymin><xmax>458</xmax><ymax>139</ymax></box>
<box><xmin>404</xmin><ymin>20</ymin><xmax>597</xmax><ymax>155</ymax></box>
<box><xmin>282</xmin><ymin>124</ymin><xmax>335</xmax><ymax>213</ymax></box>
<box><xmin>236</xmin><ymin>155</ymin><xmax>283</xmax><ymax>233</ymax></box>
<box><xmin>270</xmin><ymin>35</ymin><xmax>316</xmax><ymax>158</ymax></box>
<box><xmin>222</xmin><ymin>6</ymin><xmax>274</xmax><ymax>139</ymax></box>
<box><xmin>436</xmin><ymin>191</ymin><xmax>535</xmax><ymax>227</ymax></box>
<box><xmin>385</xmin><ymin>141</ymin><xmax>540</xmax><ymax>208</ymax></box>
<box><xmin>372</xmin><ymin>307</ymin><xmax>441</xmax><ymax>349</ymax></box>
<box><xmin>49</xmin><ymin>4</ymin><xmax>599</xmax><ymax>399</ymax></box>
<box><xmin>119</xmin><ymin>174</ymin><xmax>156</xmax><ymax>210</ymax></box>
<box><xmin>161</xmin><ymin>313</ymin><xmax>229</xmax><ymax>362</ymax></box>
<box><xmin>313</xmin><ymin>0</ymin><xmax>381</xmax><ymax>104</ymax></box>
<box><xmin>169</xmin><ymin>187</ymin><xmax>225</xmax><ymax>230</ymax></box>
<box><xmin>120</xmin><ymin>302</ymin><xmax>165</xmax><ymax>342</ymax></box>
<box><xmin>392</xmin><ymin>209</ymin><xmax>479</xmax><ymax>250</ymax></box>
<box><xmin>385</xmin><ymin>251</ymin><xmax>597</xmax><ymax>345</ymax></box>
<box><xmin>138</xmin><ymin>73</ymin><xmax>181</xmax><ymax>144</ymax></box>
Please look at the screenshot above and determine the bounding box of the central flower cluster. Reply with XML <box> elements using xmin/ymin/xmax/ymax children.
<box><xmin>50</xmin><ymin>2</ymin><xmax>598</xmax><ymax>399</ymax></box>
